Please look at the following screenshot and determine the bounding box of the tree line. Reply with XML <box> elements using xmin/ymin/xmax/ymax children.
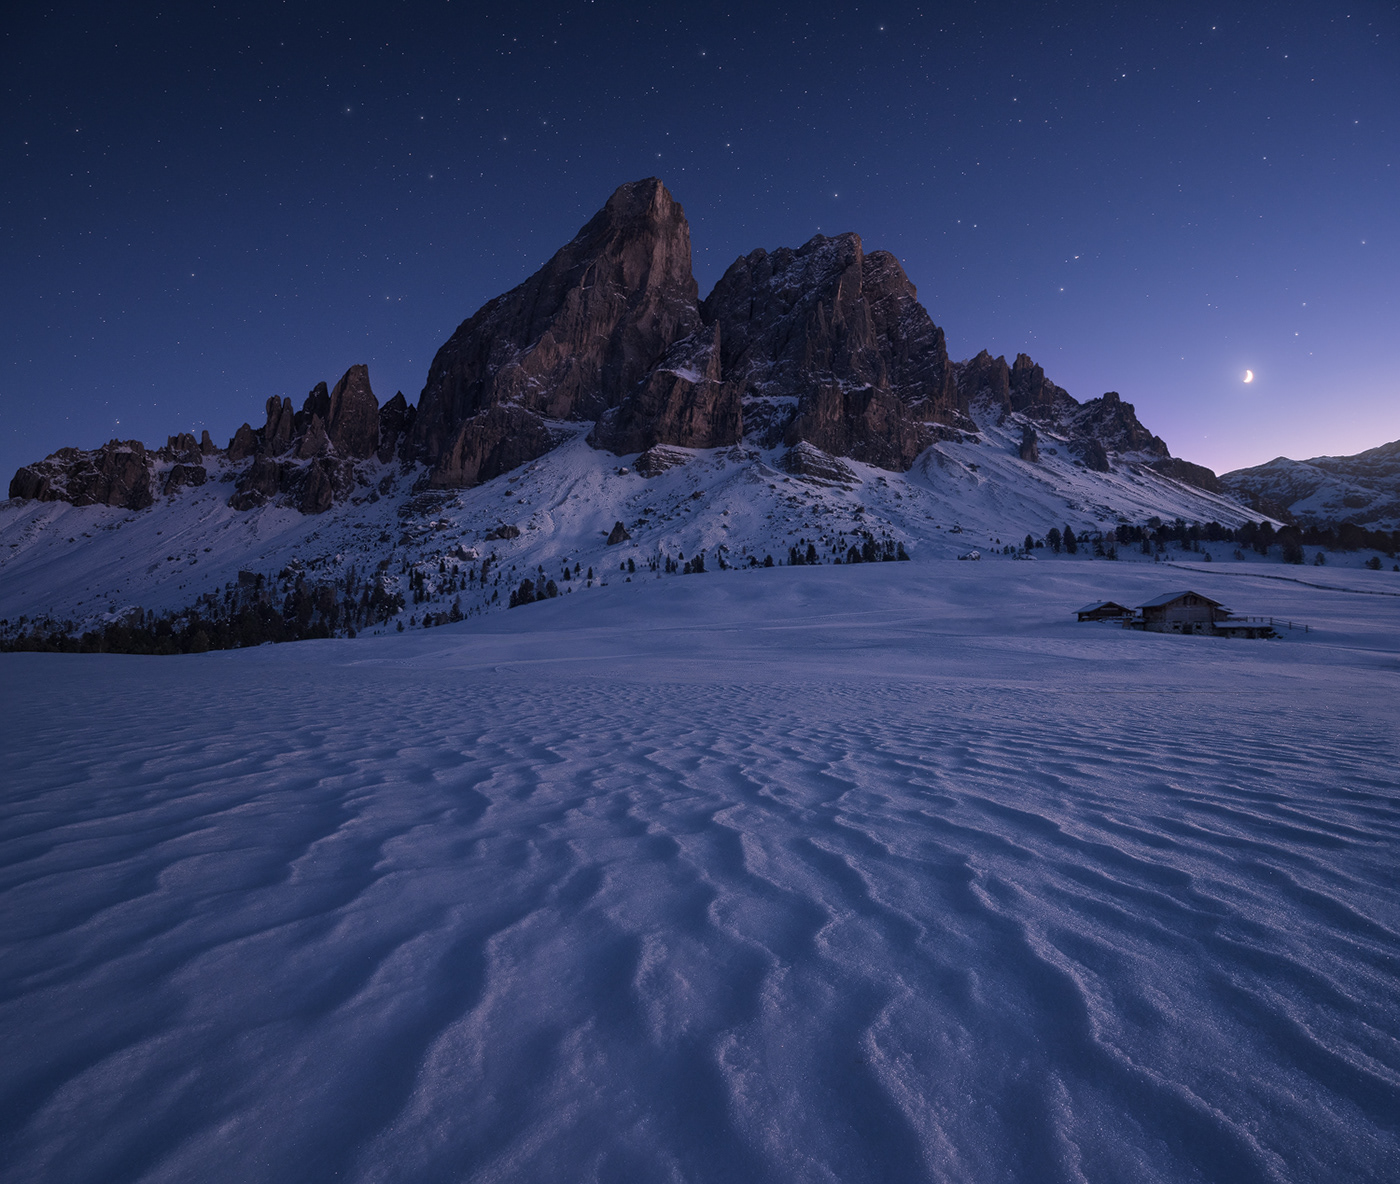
<box><xmin>1023</xmin><ymin>518</ymin><xmax>1398</xmax><ymax>565</ymax></box>
<box><xmin>0</xmin><ymin>564</ymin><xmax>405</xmax><ymax>655</ymax></box>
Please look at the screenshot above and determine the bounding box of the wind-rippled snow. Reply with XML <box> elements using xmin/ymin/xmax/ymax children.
<box><xmin>2</xmin><ymin>564</ymin><xmax>1397</xmax><ymax>1182</ymax></box>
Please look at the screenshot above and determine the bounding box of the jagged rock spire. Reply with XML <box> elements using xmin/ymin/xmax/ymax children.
<box><xmin>409</xmin><ymin>178</ymin><xmax>703</xmax><ymax>487</ymax></box>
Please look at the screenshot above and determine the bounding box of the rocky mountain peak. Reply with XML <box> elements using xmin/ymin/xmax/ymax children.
<box><xmin>326</xmin><ymin>364</ymin><xmax>380</xmax><ymax>459</ymax></box>
<box><xmin>595</xmin><ymin>175</ymin><xmax>685</xmax><ymax>233</ymax></box>
<box><xmin>685</xmin><ymin>230</ymin><xmax>963</xmax><ymax>470</ymax></box>
<box><xmin>1008</xmin><ymin>354</ymin><xmax>1073</xmax><ymax>418</ymax></box>
<box><xmin>1069</xmin><ymin>391</ymin><xmax>1167</xmax><ymax>458</ymax></box>
<box><xmin>227</xmin><ymin>366</ymin><xmax>387</xmax><ymax>467</ymax></box>
<box><xmin>408</xmin><ymin>177</ymin><xmax>701</xmax><ymax>487</ymax></box>
<box><xmin>955</xmin><ymin>350</ymin><xmax>1012</xmax><ymax>408</ymax></box>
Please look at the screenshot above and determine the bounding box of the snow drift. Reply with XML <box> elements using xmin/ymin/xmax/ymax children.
<box><xmin>2</xmin><ymin>562</ymin><xmax>1397</xmax><ymax>1182</ymax></box>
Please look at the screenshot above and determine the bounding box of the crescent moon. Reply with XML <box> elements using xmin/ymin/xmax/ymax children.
<box><xmin>1244</xmin><ymin>369</ymin><xmax>1254</xmax><ymax>383</ymax></box>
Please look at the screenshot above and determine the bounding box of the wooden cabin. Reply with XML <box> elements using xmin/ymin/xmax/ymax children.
<box><xmin>1136</xmin><ymin>591</ymin><xmax>1227</xmax><ymax>634</ymax></box>
<box><xmin>1077</xmin><ymin>600</ymin><xmax>1133</xmax><ymax>622</ymax></box>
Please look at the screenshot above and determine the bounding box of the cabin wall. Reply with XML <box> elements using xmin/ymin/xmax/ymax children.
<box><xmin>1142</xmin><ymin>598</ymin><xmax>1220</xmax><ymax>631</ymax></box>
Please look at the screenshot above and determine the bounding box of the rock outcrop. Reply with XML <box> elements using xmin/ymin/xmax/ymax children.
<box><xmin>157</xmin><ymin>432</ymin><xmax>203</xmax><ymax>462</ymax></box>
<box><xmin>264</xmin><ymin>396</ymin><xmax>295</xmax><ymax>454</ymax></box>
<box><xmin>696</xmin><ymin>233</ymin><xmax>964</xmax><ymax>469</ymax></box>
<box><xmin>955</xmin><ymin>351</ymin><xmax>1077</xmax><ymax>421</ymax></box>
<box><xmin>229</xmin><ymin>455</ymin><xmax>282</xmax><ymax>511</ymax></box>
<box><xmin>428</xmin><ymin>405</ymin><xmax>559</xmax><ymax>488</ymax></box>
<box><xmin>409</xmin><ymin>178</ymin><xmax>702</xmax><ymax>486</ymax></box>
<box><xmin>296</xmin><ymin>382</ymin><xmax>331</xmax><ymax>442</ymax></box>
<box><xmin>152</xmin><ymin>433</ymin><xmax>210</xmax><ymax>494</ymax></box>
<box><xmin>295</xmin><ymin>414</ymin><xmax>332</xmax><ymax>460</ymax></box>
<box><xmin>591</xmin><ymin>324</ymin><xmax>741</xmax><ymax>455</ymax></box>
<box><xmin>1073</xmin><ymin>437</ymin><xmax>1111</xmax><ymax>472</ymax></box>
<box><xmin>954</xmin><ymin>350</ymin><xmax>1012</xmax><ymax>409</ymax></box>
<box><xmin>326</xmin><ymin>364</ymin><xmax>380</xmax><ymax>458</ymax></box>
<box><xmin>1007</xmin><ymin>354</ymin><xmax>1075</xmax><ymax>420</ymax></box>
<box><xmin>298</xmin><ymin>459</ymin><xmax>340</xmax><ymax>514</ymax></box>
<box><xmin>956</xmin><ymin>350</ymin><xmax>1173</xmax><ymax>475</ymax></box>
<box><xmin>7</xmin><ymin>361</ymin><xmax>393</xmax><ymax>517</ymax></box>
<box><xmin>1066</xmin><ymin>392</ymin><xmax>1167</xmax><ymax>458</ymax></box>
<box><xmin>1018</xmin><ymin>425</ymin><xmax>1040</xmax><ymax>463</ymax></box>
<box><xmin>230</xmin><ymin>367</ymin><xmax>385</xmax><ymax>468</ymax></box>
<box><xmin>229</xmin><ymin>453</ymin><xmax>356</xmax><ymax>513</ymax></box>
<box><xmin>634</xmin><ymin>446</ymin><xmax>690</xmax><ymax>477</ymax></box>
<box><xmin>780</xmin><ymin>441</ymin><xmax>857</xmax><ymax>485</ymax></box>
<box><xmin>228</xmin><ymin>423</ymin><xmax>259</xmax><ymax>463</ymax></box>
<box><xmin>8</xmin><ymin>440</ymin><xmax>154</xmax><ymax>510</ymax></box>
<box><xmin>377</xmin><ymin>393</ymin><xmax>415</xmax><ymax>464</ymax></box>
<box><xmin>218</xmin><ymin>365</ymin><xmax>393</xmax><ymax>513</ymax></box>
<box><xmin>1150</xmin><ymin>457</ymin><xmax>1223</xmax><ymax>494</ymax></box>
<box><xmin>163</xmin><ymin>463</ymin><xmax>207</xmax><ymax>494</ymax></box>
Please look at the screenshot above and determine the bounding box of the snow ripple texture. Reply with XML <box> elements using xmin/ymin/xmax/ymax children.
<box><xmin>2</xmin><ymin>566</ymin><xmax>1397</xmax><ymax>1183</ymax></box>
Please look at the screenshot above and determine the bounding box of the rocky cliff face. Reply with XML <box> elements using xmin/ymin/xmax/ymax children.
<box><xmin>1066</xmin><ymin>392</ymin><xmax>1168</xmax><ymax>458</ymax></box>
<box><xmin>690</xmin><ymin>233</ymin><xmax>964</xmax><ymax>470</ymax></box>
<box><xmin>950</xmin><ymin>351</ymin><xmax>1077</xmax><ymax>421</ymax></box>
<box><xmin>1150</xmin><ymin>457</ymin><xmax>1223</xmax><ymax>494</ymax></box>
<box><xmin>954</xmin><ymin>351</ymin><xmax>1012</xmax><ymax>408</ymax></box>
<box><xmin>407</xmin><ymin>185</ymin><xmax>981</xmax><ymax>481</ymax></box>
<box><xmin>326</xmin><ymin>364</ymin><xmax>380</xmax><ymax>459</ymax></box>
<box><xmin>409</xmin><ymin>178</ymin><xmax>702</xmax><ymax>487</ymax></box>
<box><xmin>590</xmin><ymin>324</ymin><xmax>741</xmax><ymax>455</ymax></box>
<box><xmin>377</xmin><ymin>393</ymin><xmax>414</xmax><ymax>464</ymax></box>
<box><xmin>1007</xmin><ymin>354</ymin><xmax>1075</xmax><ymax>419</ymax></box>
<box><xmin>1018</xmin><ymin>425</ymin><xmax>1041</xmax><ymax>463</ymax></box>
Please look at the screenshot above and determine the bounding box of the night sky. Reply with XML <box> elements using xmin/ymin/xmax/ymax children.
<box><xmin>3</xmin><ymin>1</ymin><xmax>1395</xmax><ymax>484</ymax></box>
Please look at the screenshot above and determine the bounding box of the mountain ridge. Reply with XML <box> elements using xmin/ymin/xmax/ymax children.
<box><xmin>12</xmin><ymin>178</ymin><xmax>1227</xmax><ymax>516</ymax></box>
<box><xmin>1221</xmin><ymin>439</ymin><xmax>1400</xmax><ymax>530</ymax></box>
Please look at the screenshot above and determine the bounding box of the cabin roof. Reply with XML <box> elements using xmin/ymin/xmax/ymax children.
<box><xmin>1077</xmin><ymin>600</ymin><xmax>1130</xmax><ymax>613</ymax></box>
<box><xmin>1136</xmin><ymin>590</ymin><xmax>1226</xmax><ymax>609</ymax></box>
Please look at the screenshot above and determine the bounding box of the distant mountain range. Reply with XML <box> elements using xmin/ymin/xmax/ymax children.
<box><xmin>1222</xmin><ymin>440</ymin><xmax>1400</xmax><ymax>530</ymax></box>
<box><xmin>4</xmin><ymin>177</ymin><xmax>1392</xmax><ymax>640</ymax></box>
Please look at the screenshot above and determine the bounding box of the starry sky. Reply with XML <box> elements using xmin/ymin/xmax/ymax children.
<box><xmin>2</xmin><ymin>1</ymin><xmax>1396</xmax><ymax>482</ymax></box>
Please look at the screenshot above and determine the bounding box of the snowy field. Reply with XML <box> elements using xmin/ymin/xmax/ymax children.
<box><xmin>2</xmin><ymin>561</ymin><xmax>1397</xmax><ymax>1183</ymax></box>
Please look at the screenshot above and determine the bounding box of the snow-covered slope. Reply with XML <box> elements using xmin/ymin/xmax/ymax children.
<box><xmin>0</xmin><ymin>411</ymin><xmax>1269</xmax><ymax>635</ymax></box>
<box><xmin>2</xmin><ymin>562</ymin><xmax>1397</xmax><ymax>1182</ymax></box>
<box><xmin>1222</xmin><ymin>438</ymin><xmax>1400</xmax><ymax>529</ymax></box>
